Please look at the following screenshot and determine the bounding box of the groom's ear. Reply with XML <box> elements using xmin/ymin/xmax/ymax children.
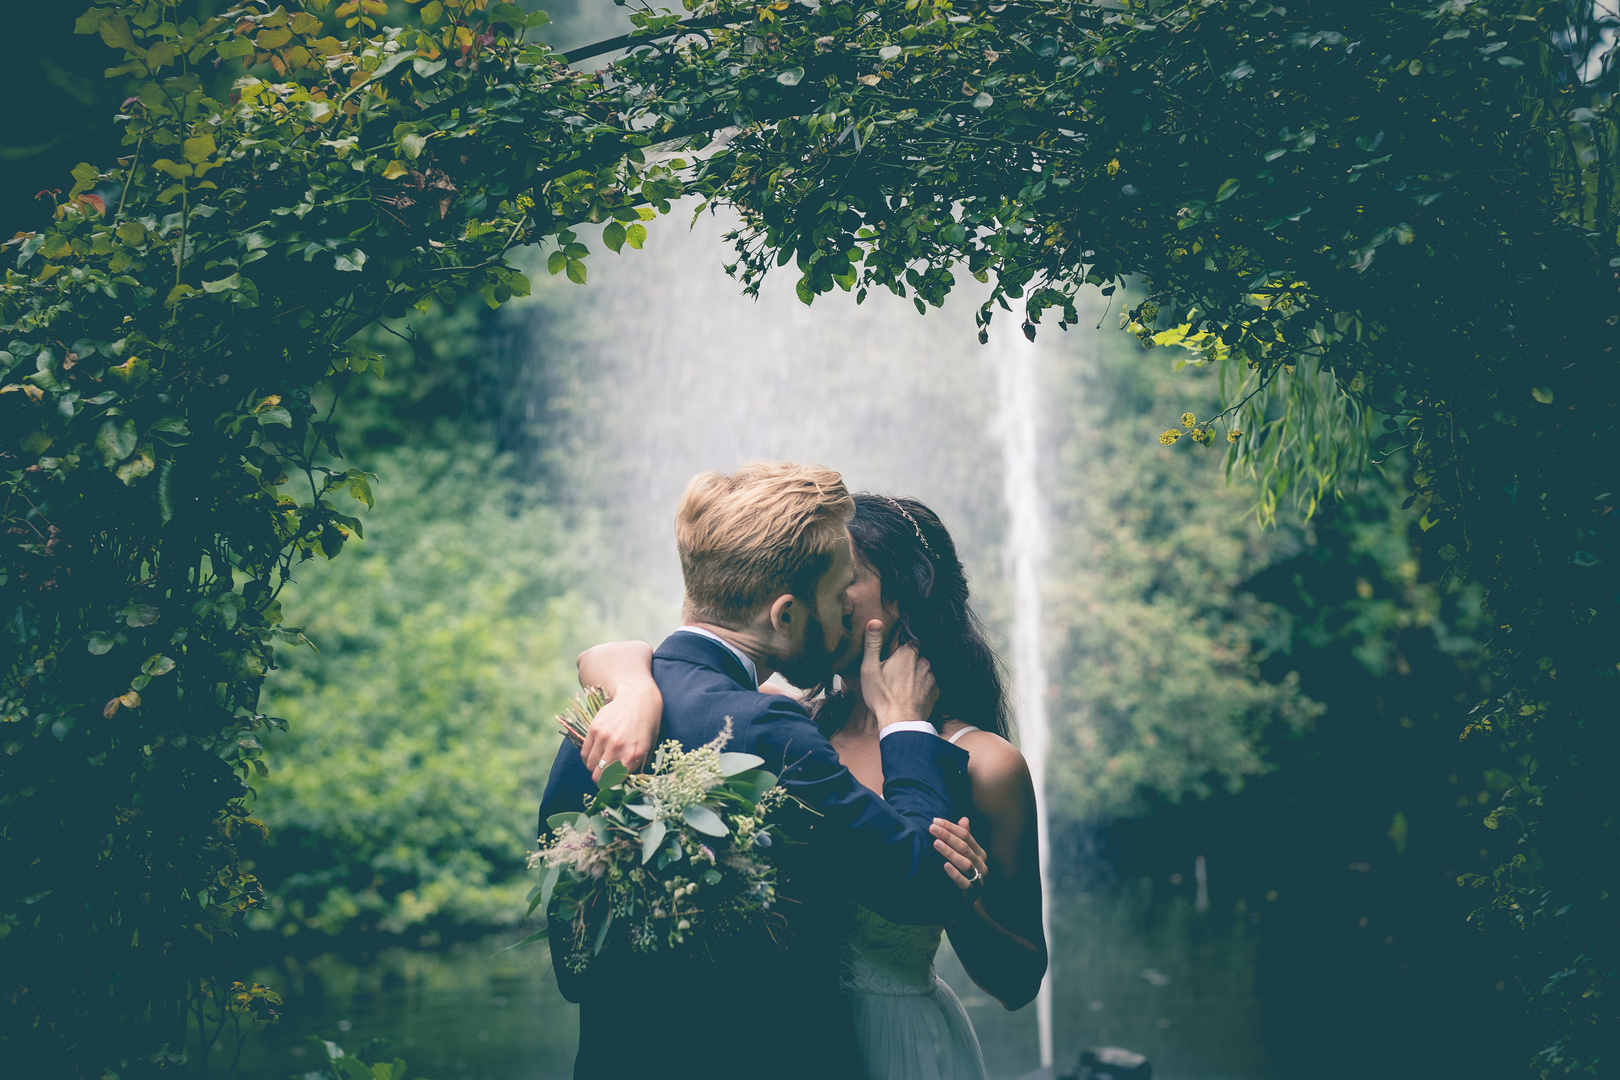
<box><xmin>767</xmin><ymin>593</ymin><xmax>799</xmax><ymax>637</ymax></box>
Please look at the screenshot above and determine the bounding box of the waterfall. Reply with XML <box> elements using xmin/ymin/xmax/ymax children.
<box><xmin>993</xmin><ymin>327</ymin><xmax>1055</xmax><ymax>1071</ymax></box>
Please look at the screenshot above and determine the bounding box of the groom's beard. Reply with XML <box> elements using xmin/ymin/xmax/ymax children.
<box><xmin>773</xmin><ymin>611</ymin><xmax>843</xmax><ymax>691</ymax></box>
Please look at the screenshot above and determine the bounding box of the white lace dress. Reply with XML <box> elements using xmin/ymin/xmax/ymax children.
<box><xmin>839</xmin><ymin>903</ymin><xmax>988</xmax><ymax>1080</ymax></box>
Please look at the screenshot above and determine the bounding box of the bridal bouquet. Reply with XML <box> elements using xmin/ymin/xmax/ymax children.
<box><xmin>519</xmin><ymin>692</ymin><xmax>790</xmax><ymax>973</ymax></box>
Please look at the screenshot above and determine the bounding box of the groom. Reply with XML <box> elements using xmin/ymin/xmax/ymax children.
<box><xmin>539</xmin><ymin>462</ymin><xmax>977</xmax><ymax>1079</ymax></box>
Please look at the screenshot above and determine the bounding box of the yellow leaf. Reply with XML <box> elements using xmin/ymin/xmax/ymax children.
<box><xmin>381</xmin><ymin>160</ymin><xmax>410</xmax><ymax>179</ymax></box>
<box><xmin>421</xmin><ymin>0</ymin><xmax>444</xmax><ymax>23</ymax></box>
<box><xmin>255</xmin><ymin>26</ymin><xmax>292</xmax><ymax>49</ymax></box>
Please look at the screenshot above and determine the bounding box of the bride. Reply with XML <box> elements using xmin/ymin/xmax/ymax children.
<box><xmin>577</xmin><ymin>493</ymin><xmax>1048</xmax><ymax>1080</ymax></box>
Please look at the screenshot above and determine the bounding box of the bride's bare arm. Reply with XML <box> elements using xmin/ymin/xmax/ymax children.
<box><xmin>575</xmin><ymin>641</ymin><xmax>662</xmax><ymax>780</ymax></box>
<box><xmin>943</xmin><ymin>735</ymin><xmax>1048</xmax><ymax>1010</ymax></box>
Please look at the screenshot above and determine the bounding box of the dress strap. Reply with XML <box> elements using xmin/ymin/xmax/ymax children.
<box><xmin>946</xmin><ymin>725</ymin><xmax>981</xmax><ymax>745</ymax></box>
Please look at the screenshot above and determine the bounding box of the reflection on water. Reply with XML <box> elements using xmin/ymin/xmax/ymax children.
<box><xmin>234</xmin><ymin>937</ymin><xmax>577</xmax><ymax>1080</ymax></box>
<box><xmin>233</xmin><ymin>882</ymin><xmax>1266</xmax><ymax>1080</ymax></box>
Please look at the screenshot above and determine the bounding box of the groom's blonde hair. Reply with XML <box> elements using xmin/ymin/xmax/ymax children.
<box><xmin>676</xmin><ymin>461</ymin><xmax>854</xmax><ymax>627</ymax></box>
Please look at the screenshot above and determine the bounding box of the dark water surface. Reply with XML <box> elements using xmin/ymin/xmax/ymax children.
<box><xmin>230</xmin><ymin>884</ymin><xmax>1267</xmax><ymax>1080</ymax></box>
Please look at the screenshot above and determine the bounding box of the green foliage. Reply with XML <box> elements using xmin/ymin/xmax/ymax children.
<box><xmin>0</xmin><ymin>1</ymin><xmax>683</xmax><ymax>1071</ymax></box>
<box><xmin>304</xmin><ymin>1034</ymin><xmax>430</xmax><ymax>1080</ymax></box>
<box><xmin>6</xmin><ymin>0</ymin><xmax>1615</xmax><ymax>1070</ymax></box>
<box><xmin>1045</xmin><ymin>328</ymin><xmax>1324</xmax><ymax>820</ymax></box>
<box><xmin>248</xmin><ymin>446</ymin><xmax>596</xmax><ymax>937</ymax></box>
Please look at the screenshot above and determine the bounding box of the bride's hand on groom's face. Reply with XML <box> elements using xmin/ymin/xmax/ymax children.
<box><xmin>578</xmin><ymin>685</ymin><xmax>663</xmax><ymax>781</ymax></box>
<box><xmin>860</xmin><ymin>620</ymin><xmax>939</xmax><ymax>727</ymax></box>
<box><xmin>931</xmin><ymin>817</ymin><xmax>990</xmax><ymax>898</ymax></box>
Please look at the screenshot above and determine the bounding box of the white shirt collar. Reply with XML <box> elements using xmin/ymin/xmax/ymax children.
<box><xmin>674</xmin><ymin>626</ymin><xmax>759</xmax><ymax>688</ymax></box>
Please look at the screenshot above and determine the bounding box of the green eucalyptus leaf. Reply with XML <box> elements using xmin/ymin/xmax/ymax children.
<box><xmin>717</xmin><ymin>752</ymin><xmax>765</xmax><ymax>777</ymax></box>
<box><xmin>682</xmin><ymin>804</ymin><xmax>729</xmax><ymax>837</ymax></box>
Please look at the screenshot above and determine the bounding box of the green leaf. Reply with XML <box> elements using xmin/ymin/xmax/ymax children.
<box><xmin>565</xmin><ymin>259</ymin><xmax>587</xmax><ymax>285</ymax></box>
<box><xmin>728</xmin><ymin>769</ymin><xmax>779</xmax><ymax>802</ymax></box>
<box><xmin>421</xmin><ymin>1</ymin><xmax>444</xmax><ymax>24</ymax></box>
<box><xmin>625</xmin><ymin>223</ymin><xmax>647</xmax><ymax>249</ymax></box>
<box><xmin>546</xmin><ymin>251</ymin><xmax>567</xmax><ymax>275</ymax></box>
<box><xmin>972</xmin><ymin>92</ymin><xmax>994</xmax><ymax>110</ymax></box>
<box><xmin>149</xmin><ymin>415</ymin><xmax>191</xmax><ymax>439</ymax></box>
<box><xmin>718</xmin><ymin>752</ymin><xmax>765</xmax><ymax>777</ymax></box>
<box><xmin>413</xmin><ymin>56</ymin><xmax>446</xmax><ymax>78</ymax></box>
<box><xmin>215</xmin><ymin>35</ymin><xmax>255</xmax><ymax>60</ymax></box>
<box><xmin>526</xmin><ymin>10</ymin><xmax>552</xmax><ymax>27</ymax></box>
<box><xmin>96</xmin><ymin>418</ymin><xmax>138</xmax><ymax>468</ymax></box>
<box><xmin>183</xmin><ymin>135</ymin><xmax>217</xmax><ymax>165</ymax></box>
<box><xmin>346</xmin><ymin>473</ymin><xmax>374</xmax><ymax>509</ymax></box>
<box><xmin>527</xmin><ymin>862</ymin><xmax>561</xmax><ymax>917</ymax></box>
<box><xmin>98</xmin><ymin>15</ymin><xmax>139</xmax><ymax>54</ymax></box>
<box><xmin>1215</xmin><ymin>177</ymin><xmax>1240</xmax><ymax>202</ymax></box>
<box><xmin>682</xmin><ymin>804</ymin><xmax>729</xmax><ymax>837</ymax></box>
<box><xmin>777</xmin><ymin>67</ymin><xmax>804</xmax><ymax>86</ymax></box>
<box><xmin>73</xmin><ymin>8</ymin><xmax>108</xmax><ymax>34</ymax></box>
<box><xmin>258</xmin><ymin>407</ymin><xmax>293</xmax><ymax>427</ymax></box>
<box><xmin>546</xmin><ymin>812</ymin><xmax>583</xmax><ymax>833</ymax></box>
<box><xmin>490</xmin><ymin>3</ymin><xmax>527</xmax><ymax>24</ymax></box>
<box><xmin>492</xmin><ymin>926</ymin><xmax>550</xmax><ymax>956</ymax></box>
<box><xmin>202</xmin><ymin>273</ymin><xmax>242</xmax><ymax>293</ymax></box>
<box><xmin>640</xmin><ymin>818</ymin><xmax>666</xmax><ymax>864</ymax></box>
<box><xmin>87</xmin><ymin>632</ymin><xmax>116</xmax><ymax>656</ymax></box>
<box><xmin>592</xmin><ymin>908</ymin><xmax>613</xmax><ymax>955</ymax></box>
<box><xmin>333</xmin><ymin>250</ymin><xmax>367</xmax><ymax>272</ymax></box>
<box><xmin>596</xmin><ymin>760</ymin><xmax>628</xmax><ymax>790</ymax></box>
<box><xmin>602</xmin><ymin>221</ymin><xmax>626</xmax><ymax>253</ymax></box>
<box><xmin>256</xmin><ymin>26</ymin><xmax>293</xmax><ymax>49</ymax></box>
<box><xmin>399</xmin><ymin>133</ymin><xmax>427</xmax><ymax>160</ymax></box>
<box><xmin>141</xmin><ymin>654</ymin><xmax>176</xmax><ymax>676</ymax></box>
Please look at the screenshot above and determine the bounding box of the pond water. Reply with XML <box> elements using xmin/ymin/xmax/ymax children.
<box><xmin>229</xmin><ymin>879</ymin><xmax>1268</xmax><ymax>1080</ymax></box>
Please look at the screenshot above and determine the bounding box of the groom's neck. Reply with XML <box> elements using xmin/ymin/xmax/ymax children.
<box><xmin>682</xmin><ymin>621</ymin><xmax>778</xmax><ymax>683</ymax></box>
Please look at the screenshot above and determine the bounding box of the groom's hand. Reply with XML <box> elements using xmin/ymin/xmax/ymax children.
<box><xmin>931</xmin><ymin>817</ymin><xmax>989</xmax><ymax>899</ymax></box>
<box><xmin>860</xmin><ymin>619</ymin><xmax>939</xmax><ymax>727</ymax></box>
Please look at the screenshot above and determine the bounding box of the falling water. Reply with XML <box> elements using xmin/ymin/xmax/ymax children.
<box><xmin>992</xmin><ymin>328</ymin><xmax>1055</xmax><ymax>1071</ymax></box>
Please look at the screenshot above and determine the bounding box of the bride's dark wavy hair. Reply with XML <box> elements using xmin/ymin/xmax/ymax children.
<box><xmin>818</xmin><ymin>493</ymin><xmax>1010</xmax><ymax>740</ymax></box>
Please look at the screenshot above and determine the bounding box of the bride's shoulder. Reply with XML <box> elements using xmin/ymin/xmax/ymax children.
<box><xmin>949</xmin><ymin>727</ymin><xmax>1033</xmax><ymax>793</ymax></box>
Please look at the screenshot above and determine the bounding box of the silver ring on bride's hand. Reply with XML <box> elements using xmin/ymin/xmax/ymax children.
<box><xmin>598</xmin><ymin>758</ymin><xmax>610</xmax><ymax>770</ymax></box>
<box><xmin>970</xmin><ymin>868</ymin><xmax>983</xmax><ymax>884</ymax></box>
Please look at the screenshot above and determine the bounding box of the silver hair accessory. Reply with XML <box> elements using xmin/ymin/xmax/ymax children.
<box><xmin>883</xmin><ymin>496</ymin><xmax>938</xmax><ymax>560</ymax></box>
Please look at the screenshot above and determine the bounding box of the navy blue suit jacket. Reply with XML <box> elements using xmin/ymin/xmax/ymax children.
<box><xmin>537</xmin><ymin>631</ymin><xmax>971</xmax><ymax>1079</ymax></box>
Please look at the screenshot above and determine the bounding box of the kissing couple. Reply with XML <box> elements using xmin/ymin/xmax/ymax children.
<box><xmin>539</xmin><ymin>462</ymin><xmax>1047</xmax><ymax>1080</ymax></box>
